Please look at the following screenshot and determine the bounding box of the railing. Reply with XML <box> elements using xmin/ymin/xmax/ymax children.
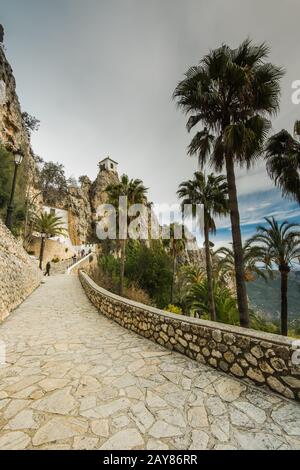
<box><xmin>67</xmin><ymin>253</ymin><xmax>94</xmax><ymax>275</ymax></box>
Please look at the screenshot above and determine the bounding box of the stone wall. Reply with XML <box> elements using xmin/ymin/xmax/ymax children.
<box><xmin>28</xmin><ymin>237</ymin><xmax>75</xmax><ymax>266</ymax></box>
<box><xmin>80</xmin><ymin>271</ymin><xmax>300</xmax><ymax>401</ymax></box>
<box><xmin>0</xmin><ymin>221</ymin><xmax>42</xmax><ymax>321</ymax></box>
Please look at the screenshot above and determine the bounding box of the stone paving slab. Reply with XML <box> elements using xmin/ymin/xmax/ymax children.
<box><xmin>0</xmin><ymin>275</ymin><xmax>299</xmax><ymax>450</ymax></box>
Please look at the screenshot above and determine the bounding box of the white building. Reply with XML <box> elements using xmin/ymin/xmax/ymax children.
<box><xmin>98</xmin><ymin>157</ymin><xmax>118</xmax><ymax>173</ymax></box>
<box><xmin>42</xmin><ymin>206</ymin><xmax>96</xmax><ymax>256</ymax></box>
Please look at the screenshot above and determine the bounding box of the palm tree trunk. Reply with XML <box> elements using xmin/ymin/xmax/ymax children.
<box><xmin>225</xmin><ymin>155</ymin><xmax>250</xmax><ymax>328</ymax></box>
<box><xmin>39</xmin><ymin>236</ymin><xmax>45</xmax><ymax>271</ymax></box>
<box><xmin>280</xmin><ymin>268</ymin><xmax>289</xmax><ymax>336</ymax></box>
<box><xmin>204</xmin><ymin>213</ymin><xmax>216</xmax><ymax>321</ymax></box>
<box><xmin>170</xmin><ymin>248</ymin><xmax>176</xmax><ymax>304</ymax></box>
<box><xmin>119</xmin><ymin>239</ymin><xmax>126</xmax><ymax>296</ymax></box>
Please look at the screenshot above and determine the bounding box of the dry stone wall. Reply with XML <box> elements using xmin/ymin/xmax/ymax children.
<box><xmin>0</xmin><ymin>221</ymin><xmax>42</xmax><ymax>321</ymax></box>
<box><xmin>80</xmin><ymin>271</ymin><xmax>300</xmax><ymax>402</ymax></box>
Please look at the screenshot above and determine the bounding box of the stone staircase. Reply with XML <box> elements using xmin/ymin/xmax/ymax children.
<box><xmin>49</xmin><ymin>259</ymin><xmax>72</xmax><ymax>275</ymax></box>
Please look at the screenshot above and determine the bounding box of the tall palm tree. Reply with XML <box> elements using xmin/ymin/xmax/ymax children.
<box><xmin>265</xmin><ymin>120</ymin><xmax>300</xmax><ymax>203</ymax></box>
<box><xmin>163</xmin><ymin>223</ymin><xmax>186</xmax><ymax>304</ymax></box>
<box><xmin>248</xmin><ymin>217</ymin><xmax>300</xmax><ymax>336</ymax></box>
<box><xmin>106</xmin><ymin>175</ymin><xmax>148</xmax><ymax>296</ymax></box>
<box><xmin>177</xmin><ymin>172</ymin><xmax>228</xmax><ymax>321</ymax></box>
<box><xmin>173</xmin><ymin>39</ymin><xmax>284</xmax><ymax>328</ymax></box>
<box><xmin>32</xmin><ymin>212</ymin><xmax>66</xmax><ymax>270</ymax></box>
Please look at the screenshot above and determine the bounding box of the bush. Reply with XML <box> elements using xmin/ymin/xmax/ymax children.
<box><xmin>164</xmin><ymin>304</ymin><xmax>183</xmax><ymax>315</ymax></box>
<box><xmin>125</xmin><ymin>240</ymin><xmax>173</xmax><ymax>308</ymax></box>
<box><xmin>124</xmin><ymin>284</ymin><xmax>152</xmax><ymax>305</ymax></box>
<box><xmin>52</xmin><ymin>257</ymin><xmax>60</xmax><ymax>263</ymax></box>
<box><xmin>185</xmin><ymin>279</ymin><xmax>239</xmax><ymax>324</ymax></box>
<box><xmin>250</xmin><ymin>312</ymin><xmax>279</xmax><ymax>334</ymax></box>
<box><xmin>89</xmin><ymin>254</ymin><xmax>120</xmax><ymax>293</ymax></box>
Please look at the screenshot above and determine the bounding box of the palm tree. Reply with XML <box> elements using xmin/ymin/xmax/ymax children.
<box><xmin>248</xmin><ymin>217</ymin><xmax>300</xmax><ymax>336</ymax></box>
<box><xmin>265</xmin><ymin>121</ymin><xmax>300</xmax><ymax>203</ymax></box>
<box><xmin>106</xmin><ymin>175</ymin><xmax>148</xmax><ymax>296</ymax></box>
<box><xmin>185</xmin><ymin>279</ymin><xmax>239</xmax><ymax>325</ymax></box>
<box><xmin>177</xmin><ymin>172</ymin><xmax>228</xmax><ymax>321</ymax></box>
<box><xmin>173</xmin><ymin>39</ymin><xmax>284</xmax><ymax>328</ymax></box>
<box><xmin>163</xmin><ymin>223</ymin><xmax>186</xmax><ymax>304</ymax></box>
<box><xmin>32</xmin><ymin>212</ymin><xmax>66</xmax><ymax>270</ymax></box>
<box><xmin>215</xmin><ymin>240</ymin><xmax>270</xmax><ymax>284</ymax></box>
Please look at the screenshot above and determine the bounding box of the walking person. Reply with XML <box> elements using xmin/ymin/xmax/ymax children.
<box><xmin>45</xmin><ymin>261</ymin><xmax>51</xmax><ymax>277</ymax></box>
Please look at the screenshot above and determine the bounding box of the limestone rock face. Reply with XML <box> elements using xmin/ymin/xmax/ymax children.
<box><xmin>65</xmin><ymin>169</ymin><xmax>119</xmax><ymax>245</ymax></box>
<box><xmin>0</xmin><ymin>220</ymin><xmax>42</xmax><ymax>321</ymax></box>
<box><xmin>91</xmin><ymin>168</ymin><xmax>119</xmax><ymax>211</ymax></box>
<box><xmin>0</xmin><ymin>44</ymin><xmax>36</xmax><ymax>183</ymax></box>
<box><xmin>67</xmin><ymin>180</ymin><xmax>93</xmax><ymax>245</ymax></box>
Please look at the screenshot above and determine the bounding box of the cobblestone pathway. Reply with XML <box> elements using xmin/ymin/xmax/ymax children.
<box><xmin>0</xmin><ymin>275</ymin><xmax>299</xmax><ymax>450</ymax></box>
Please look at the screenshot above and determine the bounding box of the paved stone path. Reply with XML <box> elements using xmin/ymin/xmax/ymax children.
<box><xmin>0</xmin><ymin>275</ymin><xmax>299</xmax><ymax>450</ymax></box>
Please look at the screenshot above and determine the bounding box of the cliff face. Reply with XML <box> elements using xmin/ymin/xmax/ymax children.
<box><xmin>65</xmin><ymin>169</ymin><xmax>120</xmax><ymax>245</ymax></box>
<box><xmin>0</xmin><ymin>44</ymin><xmax>36</xmax><ymax>184</ymax></box>
<box><xmin>67</xmin><ymin>179</ymin><xmax>93</xmax><ymax>245</ymax></box>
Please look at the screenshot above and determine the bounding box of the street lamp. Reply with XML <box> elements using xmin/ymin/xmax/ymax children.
<box><xmin>39</xmin><ymin>232</ymin><xmax>46</xmax><ymax>270</ymax></box>
<box><xmin>5</xmin><ymin>149</ymin><xmax>24</xmax><ymax>230</ymax></box>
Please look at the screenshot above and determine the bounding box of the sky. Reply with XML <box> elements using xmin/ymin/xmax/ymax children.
<box><xmin>1</xmin><ymin>0</ymin><xmax>300</xmax><ymax>247</ymax></box>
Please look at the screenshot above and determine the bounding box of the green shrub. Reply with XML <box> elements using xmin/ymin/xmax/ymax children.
<box><xmin>164</xmin><ymin>304</ymin><xmax>183</xmax><ymax>315</ymax></box>
<box><xmin>125</xmin><ymin>240</ymin><xmax>173</xmax><ymax>308</ymax></box>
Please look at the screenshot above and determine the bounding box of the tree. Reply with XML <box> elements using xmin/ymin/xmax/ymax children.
<box><xmin>67</xmin><ymin>176</ymin><xmax>78</xmax><ymax>188</ymax></box>
<box><xmin>265</xmin><ymin>121</ymin><xmax>300</xmax><ymax>203</ymax></box>
<box><xmin>248</xmin><ymin>217</ymin><xmax>300</xmax><ymax>336</ymax></box>
<box><xmin>38</xmin><ymin>161</ymin><xmax>68</xmax><ymax>205</ymax></box>
<box><xmin>177</xmin><ymin>172</ymin><xmax>228</xmax><ymax>321</ymax></box>
<box><xmin>125</xmin><ymin>240</ymin><xmax>173</xmax><ymax>308</ymax></box>
<box><xmin>185</xmin><ymin>279</ymin><xmax>239</xmax><ymax>325</ymax></box>
<box><xmin>173</xmin><ymin>39</ymin><xmax>283</xmax><ymax>328</ymax></box>
<box><xmin>163</xmin><ymin>223</ymin><xmax>186</xmax><ymax>304</ymax></box>
<box><xmin>106</xmin><ymin>175</ymin><xmax>148</xmax><ymax>296</ymax></box>
<box><xmin>22</xmin><ymin>112</ymin><xmax>40</xmax><ymax>137</ymax></box>
<box><xmin>32</xmin><ymin>212</ymin><xmax>66</xmax><ymax>270</ymax></box>
<box><xmin>215</xmin><ymin>240</ymin><xmax>270</xmax><ymax>284</ymax></box>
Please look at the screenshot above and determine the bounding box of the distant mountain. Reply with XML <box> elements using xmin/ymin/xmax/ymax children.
<box><xmin>247</xmin><ymin>271</ymin><xmax>300</xmax><ymax>325</ymax></box>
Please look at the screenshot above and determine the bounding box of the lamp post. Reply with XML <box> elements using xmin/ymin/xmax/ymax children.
<box><xmin>5</xmin><ymin>150</ymin><xmax>24</xmax><ymax>230</ymax></box>
<box><xmin>39</xmin><ymin>232</ymin><xmax>46</xmax><ymax>270</ymax></box>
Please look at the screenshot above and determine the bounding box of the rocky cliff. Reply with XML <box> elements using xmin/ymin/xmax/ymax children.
<box><xmin>60</xmin><ymin>168</ymin><xmax>120</xmax><ymax>245</ymax></box>
<box><xmin>0</xmin><ymin>41</ymin><xmax>37</xmax><ymax>188</ymax></box>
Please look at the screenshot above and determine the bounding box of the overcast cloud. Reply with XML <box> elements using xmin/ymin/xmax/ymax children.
<box><xmin>1</xmin><ymin>0</ymin><xmax>300</xmax><ymax>243</ymax></box>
